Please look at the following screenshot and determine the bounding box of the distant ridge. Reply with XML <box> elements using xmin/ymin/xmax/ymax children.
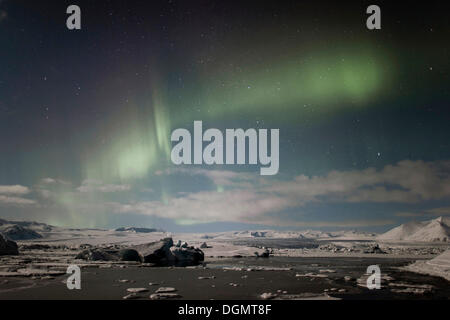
<box><xmin>114</xmin><ymin>227</ymin><xmax>163</xmax><ymax>233</ymax></box>
<box><xmin>378</xmin><ymin>217</ymin><xmax>449</xmax><ymax>242</ymax></box>
<box><xmin>0</xmin><ymin>218</ymin><xmax>52</xmax><ymax>240</ymax></box>
<box><xmin>201</xmin><ymin>229</ymin><xmax>376</xmax><ymax>240</ymax></box>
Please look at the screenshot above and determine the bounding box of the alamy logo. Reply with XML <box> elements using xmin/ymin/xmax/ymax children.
<box><xmin>171</xmin><ymin>121</ymin><xmax>279</xmax><ymax>175</ymax></box>
<box><xmin>66</xmin><ymin>5</ymin><xmax>81</xmax><ymax>30</ymax></box>
<box><xmin>366</xmin><ymin>265</ymin><xmax>381</xmax><ymax>290</ymax></box>
<box><xmin>366</xmin><ymin>5</ymin><xmax>381</xmax><ymax>30</ymax></box>
<box><xmin>66</xmin><ymin>264</ymin><xmax>81</xmax><ymax>290</ymax></box>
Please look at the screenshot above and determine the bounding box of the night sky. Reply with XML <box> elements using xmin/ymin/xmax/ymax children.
<box><xmin>0</xmin><ymin>0</ymin><xmax>449</xmax><ymax>232</ymax></box>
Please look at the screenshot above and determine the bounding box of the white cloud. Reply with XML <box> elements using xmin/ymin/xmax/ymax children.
<box><xmin>0</xmin><ymin>185</ymin><xmax>30</xmax><ymax>195</ymax></box>
<box><xmin>0</xmin><ymin>185</ymin><xmax>36</xmax><ymax>206</ymax></box>
<box><xmin>41</xmin><ymin>178</ymin><xmax>57</xmax><ymax>184</ymax></box>
<box><xmin>0</xmin><ymin>195</ymin><xmax>36</xmax><ymax>206</ymax></box>
<box><xmin>162</xmin><ymin>160</ymin><xmax>450</xmax><ymax>208</ymax></box>
<box><xmin>268</xmin><ymin>160</ymin><xmax>450</xmax><ymax>204</ymax></box>
<box><xmin>112</xmin><ymin>160</ymin><xmax>450</xmax><ymax>226</ymax></box>
<box><xmin>109</xmin><ymin>189</ymin><xmax>292</xmax><ymax>224</ymax></box>
<box><xmin>40</xmin><ymin>177</ymin><xmax>70</xmax><ymax>185</ymax></box>
<box><xmin>5</xmin><ymin>160</ymin><xmax>447</xmax><ymax>228</ymax></box>
<box><xmin>77</xmin><ymin>179</ymin><xmax>131</xmax><ymax>193</ymax></box>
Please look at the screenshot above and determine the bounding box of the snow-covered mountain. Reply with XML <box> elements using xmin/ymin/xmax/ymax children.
<box><xmin>0</xmin><ymin>218</ymin><xmax>53</xmax><ymax>240</ymax></box>
<box><xmin>199</xmin><ymin>229</ymin><xmax>376</xmax><ymax>240</ymax></box>
<box><xmin>378</xmin><ymin>217</ymin><xmax>449</xmax><ymax>242</ymax></box>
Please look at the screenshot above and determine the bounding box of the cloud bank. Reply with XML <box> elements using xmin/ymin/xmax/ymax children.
<box><xmin>1</xmin><ymin>160</ymin><xmax>450</xmax><ymax>228</ymax></box>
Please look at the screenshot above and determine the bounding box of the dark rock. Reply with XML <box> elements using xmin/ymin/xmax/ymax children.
<box><xmin>251</xmin><ymin>231</ymin><xmax>267</xmax><ymax>238</ymax></box>
<box><xmin>200</xmin><ymin>242</ymin><xmax>209</xmax><ymax>249</ymax></box>
<box><xmin>365</xmin><ymin>244</ymin><xmax>386</xmax><ymax>254</ymax></box>
<box><xmin>19</xmin><ymin>244</ymin><xmax>51</xmax><ymax>250</ymax></box>
<box><xmin>115</xmin><ymin>227</ymin><xmax>161</xmax><ymax>233</ymax></box>
<box><xmin>255</xmin><ymin>249</ymin><xmax>270</xmax><ymax>258</ymax></box>
<box><xmin>78</xmin><ymin>243</ymin><xmax>93</xmax><ymax>249</ymax></box>
<box><xmin>169</xmin><ymin>247</ymin><xmax>204</xmax><ymax>266</ymax></box>
<box><xmin>132</xmin><ymin>238</ymin><xmax>174</xmax><ymax>264</ymax></box>
<box><xmin>131</xmin><ymin>238</ymin><xmax>204</xmax><ymax>266</ymax></box>
<box><xmin>119</xmin><ymin>249</ymin><xmax>142</xmax><ymax>262</ymax></box>
<box><xmin>75</xmin><ymin>248</ymin><xmax>119</xmax><ymax>261</ymax></box>
<box><xmin>0</xmin><ymin>233</ymin><xmax>19</xmax><ymax>256</ymax></box>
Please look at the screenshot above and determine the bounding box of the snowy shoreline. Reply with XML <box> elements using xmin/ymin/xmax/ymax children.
<box><xmin>402</xmin><ymin>250</ymin><xmax>450</xmax><ymax>281</ymax></box>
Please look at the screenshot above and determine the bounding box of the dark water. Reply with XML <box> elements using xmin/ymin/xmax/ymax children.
<box><xmin>231</xmin><ymin>238</ymin><xmax>319</xmax><ymax>249</ymax></box>
<box><xmin>0</xmin><ymin>257</ymin><xmax>448</xmax><ymax>299</ymax></box>
<box><xmin>207</xmin><ymin>256</ymin><xmax>450</xmax><ymax>299</ymax></box>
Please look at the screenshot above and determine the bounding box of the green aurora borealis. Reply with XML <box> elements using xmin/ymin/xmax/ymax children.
<box><xmin>84</xmin><ymin>44</ymin><xmax>392</xmax><ymax>182</ymax></box>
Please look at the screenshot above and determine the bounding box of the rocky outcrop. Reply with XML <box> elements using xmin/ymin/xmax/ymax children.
<box><xmin>174</xmin><ymin>240</ymin><xmax>188</xmax><ymax>248</ymax></box>
<box><xmin>132</xmin><ymin>238</ymin><xmax>174</xmax><ymax>264</ymax></box>
<box><xmin>132</xmin><ymin>238</ymin><xmax>204</xmax><ymax>266</ymax></box>
<box><xmin>74</xmin><ymin>237</ymin><xmax>204</xmax><ymax>266</ymax></box>
<box><xmin>0</xmin><ymin>233</ymin><xmax>19</xmax><ymax>256</ymax></box>
<box><xmin>251</xmin><ymin>231</ymin><xmax>267</xmax><ymax>238</ymax></box>
<box><xmin>75</xmin><ymin>248</ymin><xmax>119</xmax><ymax>261</ymax></box>
<box><xmin>364</xmin><ymin>244</ymin><xmax>386</xmax><ymax>254</ymax></box>
<box><xmin>169</xmin><ymin>247</ymin><xmax>204</xmax><ymax>266</ymax></box>
<box><xmin>255</xmin><ymin>249</ymin><xmax>270</xmax><ymax>258</ymax></box>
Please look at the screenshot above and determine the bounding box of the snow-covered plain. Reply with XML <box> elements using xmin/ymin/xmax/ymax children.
<box><xmin>1</xmin><ymin>217</ymin><xmax>449</xmax><ymax>269</ymax></box>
